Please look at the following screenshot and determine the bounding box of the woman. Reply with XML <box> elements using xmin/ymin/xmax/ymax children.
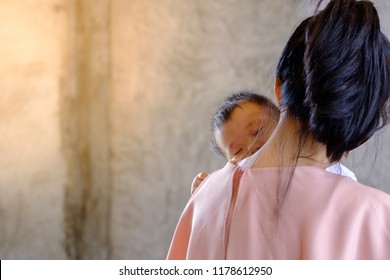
<box><xmin>168</xmin><ymin>0</ymin><xmax>390</xmax><ymax>259</ymax></box>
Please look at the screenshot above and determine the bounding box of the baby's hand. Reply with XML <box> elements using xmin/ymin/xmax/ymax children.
<box><xmin>191</xmin><ymin>172</ymin><xmax>208</xmax><ymax>195</ymax></box>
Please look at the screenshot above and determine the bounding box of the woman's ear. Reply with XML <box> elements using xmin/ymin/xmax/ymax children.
<box><xmin>274</xmin><ymin>77</ymin><xmax>281</xmax><ymax>104</ymax></box>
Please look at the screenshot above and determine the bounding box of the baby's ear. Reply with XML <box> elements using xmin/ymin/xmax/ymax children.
<box><xmin>274</xmin><ymin>77</ymin><xmax>282</xmax><ymax>104</ymax></box>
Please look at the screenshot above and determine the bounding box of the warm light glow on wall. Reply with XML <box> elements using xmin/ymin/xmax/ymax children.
<box><xmin>0</xmin><ymin>0</ymin><xmax>67</xmax><ymax>259</ymax></box>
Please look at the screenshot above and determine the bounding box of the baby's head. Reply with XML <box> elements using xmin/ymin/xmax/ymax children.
<box><xmin>211</xmin><ymin>92</ymin><xmax>280</xmax><ymax>164</ymax></box>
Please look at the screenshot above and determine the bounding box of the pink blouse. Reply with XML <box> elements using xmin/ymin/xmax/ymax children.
<box><xmin>167</xmin><ymin>162</ymin><xmax>390</xmax><ymax>259</ymax></box>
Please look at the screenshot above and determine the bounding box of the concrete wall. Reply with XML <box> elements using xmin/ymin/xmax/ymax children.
<box><xmin>0</xmin><ymin>0</ymin><xmax>67</xmax><ymax>259</ymax></box>
<box><xmin>0</xmin><ymin>0</ymin><xmax>389</xmax><ymax>259</ymax></box>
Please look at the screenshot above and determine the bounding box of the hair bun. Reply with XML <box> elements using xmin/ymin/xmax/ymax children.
<box><xmin>303</xmin><ymin>0</ymin><xmax>390</xmax><ymax>161</ymax></box>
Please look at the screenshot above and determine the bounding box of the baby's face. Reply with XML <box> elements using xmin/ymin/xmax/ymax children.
<box><xmin>215</xmin><ymin>101</ymin><xmax>278</xmax><ymax>164</ymax></box>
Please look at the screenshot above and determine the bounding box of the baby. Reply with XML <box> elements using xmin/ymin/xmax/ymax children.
<box><xmin>192</xmin><ymin>91</ymin><xmax>357</xmax><ymax>194</ymax></box>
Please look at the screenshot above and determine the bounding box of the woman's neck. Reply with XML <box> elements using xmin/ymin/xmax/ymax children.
<box><xmin>252</xmin><ymin>111</ymin><xmax>330</xmax><ymax>169</ymax></box>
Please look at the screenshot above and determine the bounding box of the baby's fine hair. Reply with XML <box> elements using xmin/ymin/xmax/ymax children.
<box><xmin>210</xmin><ymin>91</ymin><xmax>280</xmax><ymax>159</ymax></box>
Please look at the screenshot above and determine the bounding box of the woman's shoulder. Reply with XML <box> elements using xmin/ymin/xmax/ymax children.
<box><xmin>292</xmin><ymin>167</ymin><xmax>390</xmax><ymax>248</ymax></box>
<box><xmin>243</xmin><ymin>165</ymin><xmax>390</xmax><ymax>209</ymax></box>
<box><xmin>341</xmin><ymin>175</ymin><xmax>390</xmax><ymax>214</ymax></box>
<box><xmin>301</xmin><ymin>166</ymin><xmax>390</xmax><ymax>199</ymax></box>
<box><xmin>294</xmin><ymin>167</ymin><xmax>390</xmax><ymax>228</ymax></box>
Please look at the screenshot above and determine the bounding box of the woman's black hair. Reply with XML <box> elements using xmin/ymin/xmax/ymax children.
<box><xmin>210</xmin><ymin>91</ymin><xmax>279</xmax><ymax>159</ymax></box>
<box><xmin>276</xmin><ymin>0</ymin><xmax>390</xmax><ymax>163</ymax></box>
